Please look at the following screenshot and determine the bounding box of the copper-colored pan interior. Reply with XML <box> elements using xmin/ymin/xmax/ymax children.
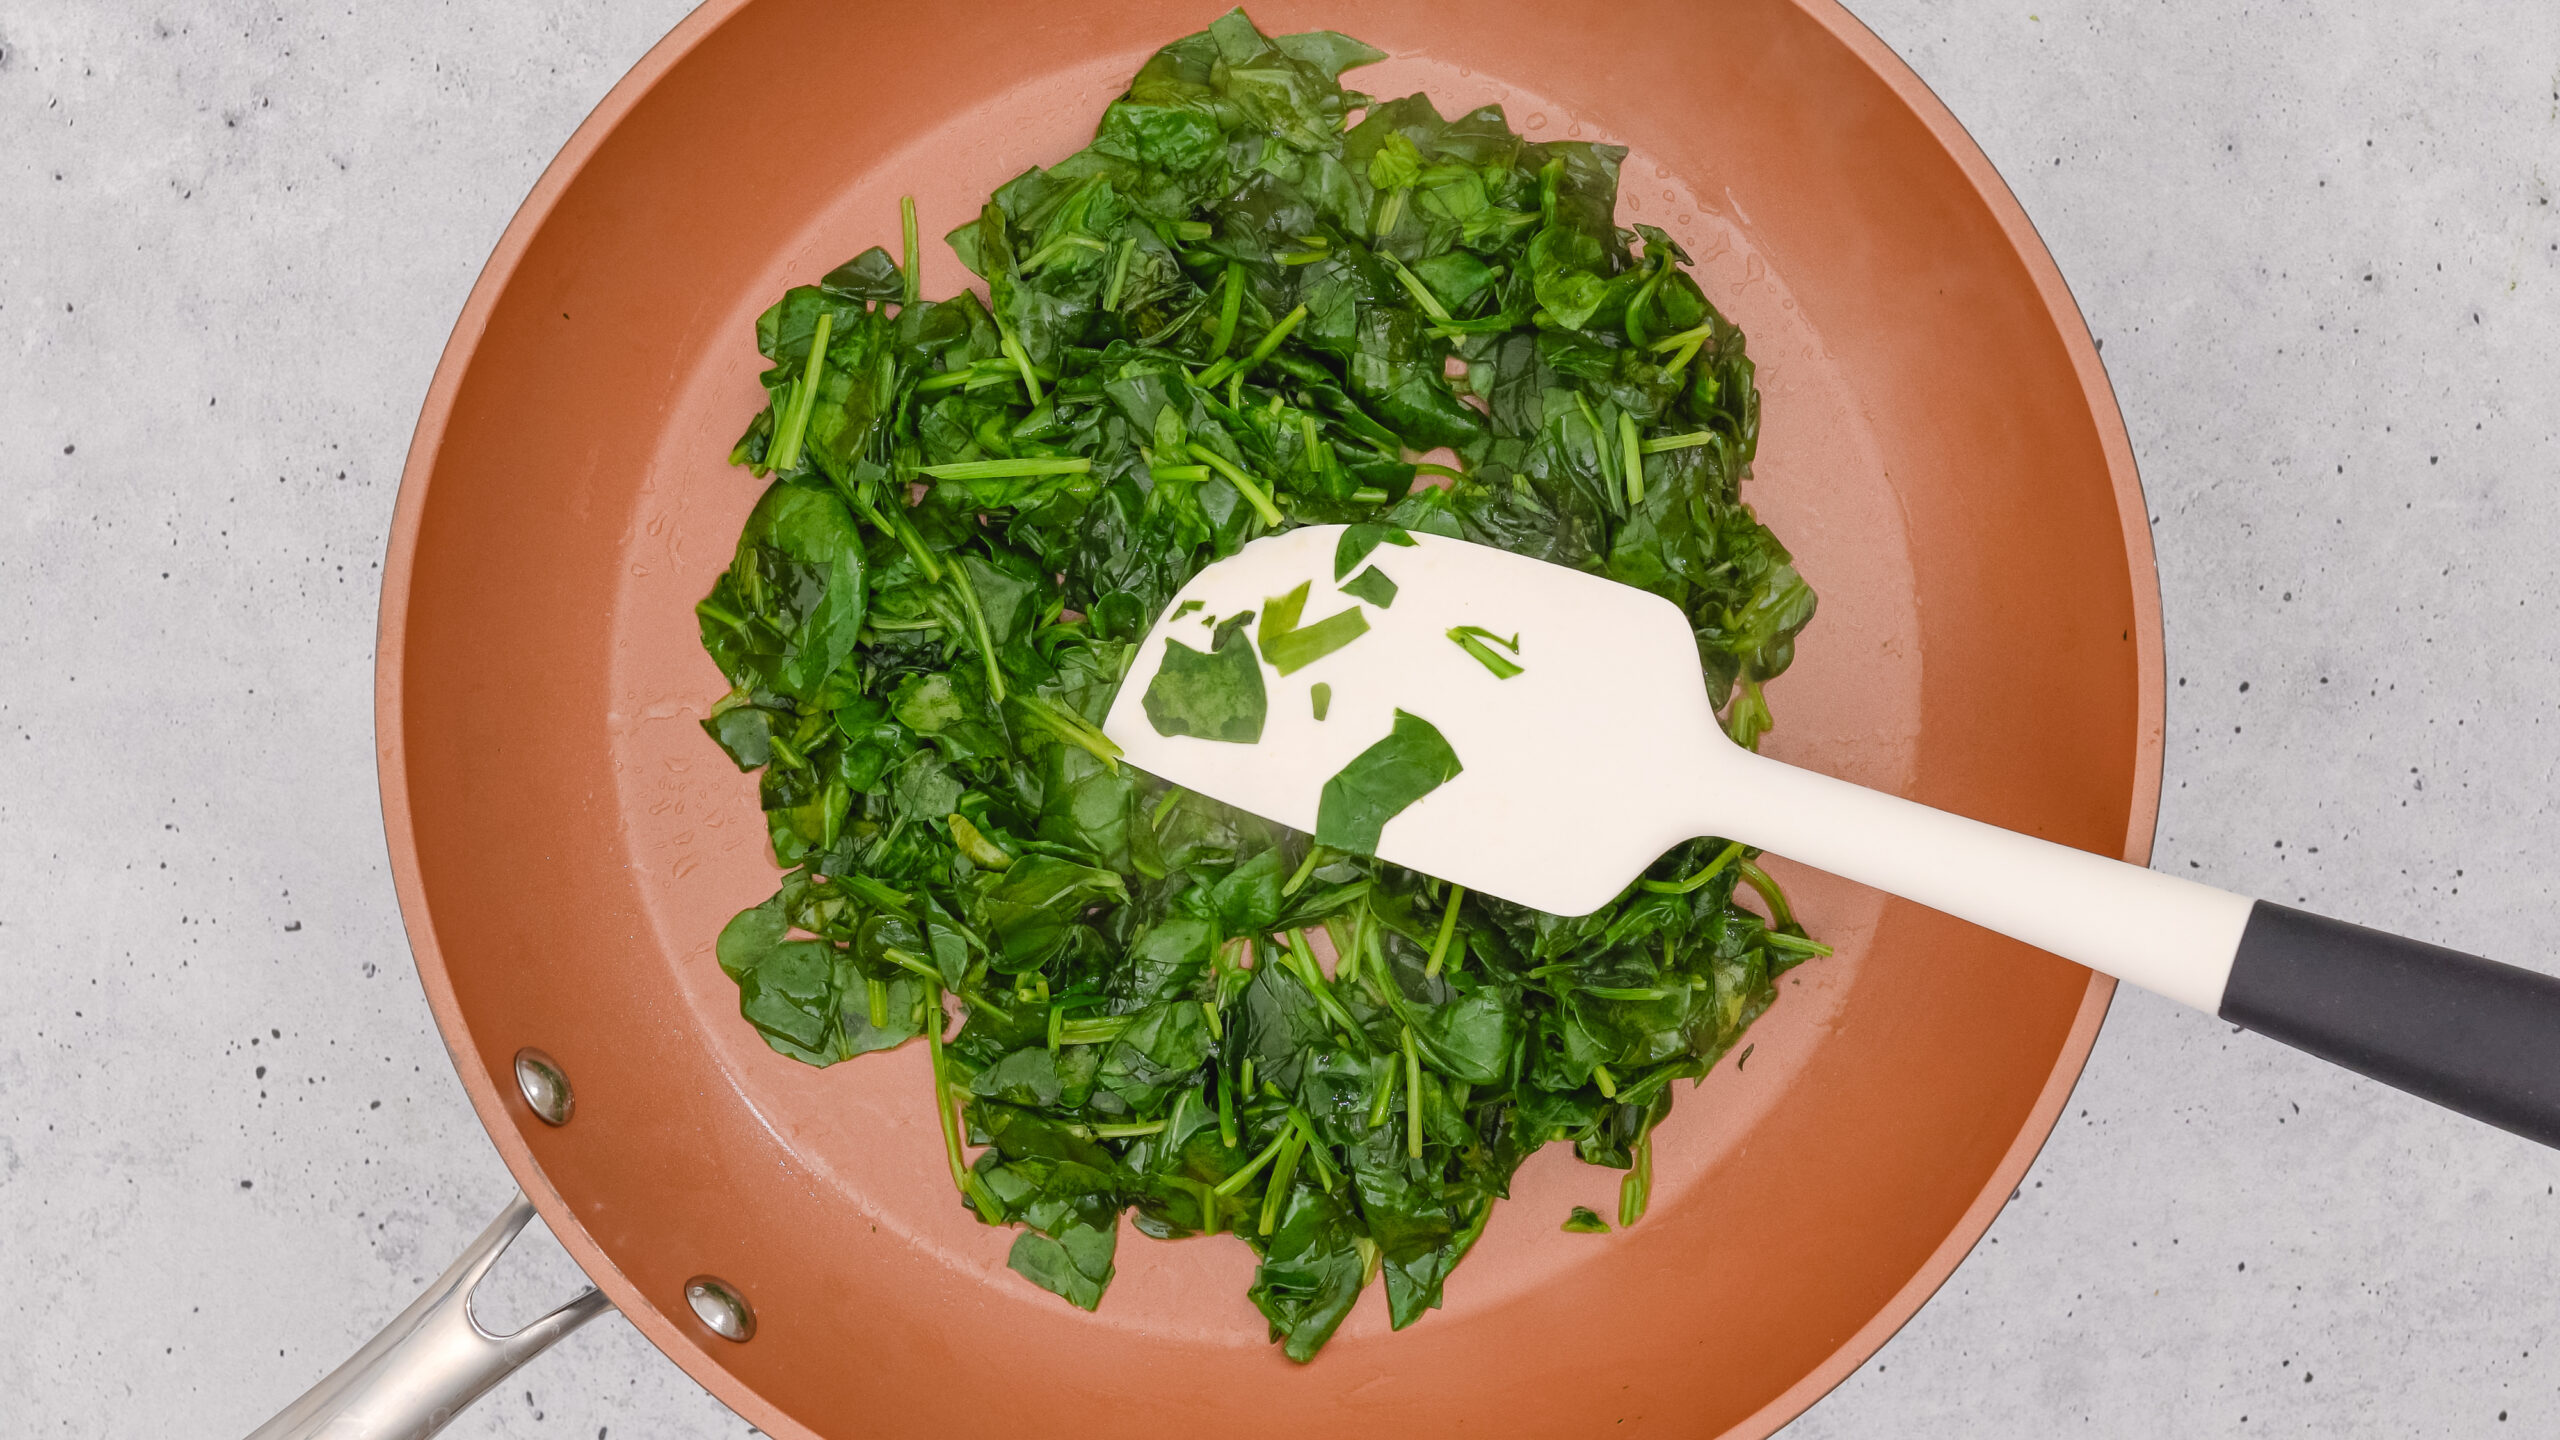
<box><xmin>379</xmin><ymin>1</ymin><xmax>2155</xmax><ymax>1435</ymax></box>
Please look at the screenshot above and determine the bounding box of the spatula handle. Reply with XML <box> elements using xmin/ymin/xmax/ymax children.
<box><xmin>242</xmin><ymin>1193</ymin><xmax>608</xmax><ymax>1440</ymax></box>
<box><xmin>1715</xmin><ymin>750</ymin><xmax>2560</xmax><ymax>1147</ymax></box>
<box><xmin>1710</xmin><ymin>749</ymin><xmax>2254</xmax><ymax>1010</ymax></box>
<box><xmin>2217</xmin><ymin>903</ymin><xmax>2560</xmax><ymax>1147</ymax></box>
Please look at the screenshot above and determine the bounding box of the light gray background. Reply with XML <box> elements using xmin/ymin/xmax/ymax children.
<box><xmin>5</xmin><ymin>1</ymin><xmax>2556</xmax><ymax>1435</ymax></box>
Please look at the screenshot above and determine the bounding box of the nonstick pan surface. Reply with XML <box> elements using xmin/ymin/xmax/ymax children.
<box><xmin>377</xmin><ymin>1</ymin><xmax>2157</xmax><ymax>1434</ymax></box>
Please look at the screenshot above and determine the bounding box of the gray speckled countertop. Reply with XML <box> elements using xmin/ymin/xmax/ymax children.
<box><xmin>5</xmin><ymin>3</ymin><xmax>2557</xmax><ymax>1435</ymax></box>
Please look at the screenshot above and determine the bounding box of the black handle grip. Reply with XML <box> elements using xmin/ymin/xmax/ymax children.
<box><xmin>2219</xmin><ymin>900</ymin><xmax>2560</xmax><ymax>1147</ymax></box>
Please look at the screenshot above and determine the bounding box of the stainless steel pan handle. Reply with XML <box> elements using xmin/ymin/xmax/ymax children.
<box><xmin>245</xmin><ymin>1192</ymin><xmax>611</xmax><ymax>1440</ymax></box>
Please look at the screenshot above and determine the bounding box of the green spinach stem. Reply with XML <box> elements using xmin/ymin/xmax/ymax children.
<box><xmin>1424</xmin><ymin>885</ymin><xmax>1466</xmax><ymax>977</ymax></box>
<box><xmin>998</xmin><ymin>328</ymin><xmax>1044</xmax><ymax>407</ymax></box>
<box><xmin>843</xmin><ymin>485</ymin><xmax>942</xmax><ymax>583</ymax></box>
<box><xmin>1281</xmin><ymin>844</ymin><xmax>1326</xmax><ymax>897</ymax></box>
<box><xmin>1208</xmin><ymin>261</ymin><xmax>1245</xmax><ymax>355</ymax></box>
<box><xmin>694</xmin><ymin>598</ymin><xmax>751</xmax><ymax>634</ymax></box>
<box><xmin>1056</xmin><ymin>1015</ymin><xmax>1132</xmax><ymax>1046</ymax></box>
<box><xmin>1284</xmin><ymin>930</ymin><xmax>1363</xmax><ymax>1039</ymax></box>
<box><xmin>1197</xmin><ymin>302</ymin><xmax>1308</xmax><ymax>388</ymax></box>
<box><xmin>1380</xmin><ymin>253</ymin><xmax>1452</xmax><ymax>322</ymax></box>
<box><xmin>1737</xmin><ymin>858</ymin><xmax>1799</xmax><ymax>931</ymax></box>
<box><xmin>1624</xmin><ymin>253</ymin><xmax>1669</xmax><ymax>348</ymax></box>
<box><xmin>1103</xmin><ymin>236</ymin><xmax>1136</xmax><ymax>312</ymax></box>
<box><xmin>1184</xmin><ymin>443</ymin><xmax>1286</xmax><ymax>527</ymax></box>
<box><xmin>1573</xmin><ymin>390</ymin><xmax>1616</xmax><ymax>501</ymax></box>
<box><xmin>925</xmin><ymin>984</ymin><xmax>1004</xmax><ymax>1223</ymax></box>
<box><xmin>1214</xmin><ymin>1128</ymin><xmax>1292</xmax><ymax>1196</ymax></box>
<box><xmin>1403</xmin><ymin>1024</ymin><xmax>1424</xmax><ymax>1160</ymax></box>
<box><xmin>1620</xmin><ymin>411</ymin><xmax>1645</xmax><ymax>506</ymax></box>
<box><xmin>1649</xmin><ymin>320</ymin><xmax>1714</xmax><ymax>352</ymax></box>
<box><xmin>1366</xmin><ymin>1053</ymin><xmax>1397</xmax><ymax>1130</ymax></box>
<box><xmin>1257</xmin><ymin>1131</ymin><xmax>1305</xmax><ymax>1235</ymax></box>
<box><xmin>944</xmin><ymin>560</ymin><xmax>1007</xmax><ymax>702</ymax></box>
<box><xmin>1618</xmin><ymin>1133</ymin><xmax>1654</xmax><ymax>1227</ymax></box>
<box><xmin>900</xmin><ymin>195</ymin><xmax>921</xmax><ymax>308</ymax></box>
<box><xmin>1640</xmin><ymin>839</ymin><xmax>1748</xmax><ymax>894</ymax></box>
<box><xmin>1372</xmin><ymin>185</ymin><xmax>1409</xmax><ymax>239</ymax></box>
<box><xmin>919</xmin><ymin>456</ymin><xmax>1092</xmax><ymax>479</ymax></box>
<box><xmin>1640</xmin><ymin>428</ymin><xmax>1720</xmax><ymax>453</ymax></box>
<box><xmin>767</xmin><ymin>309</ymin><xmax>834</xmax><ymax>472</ymax></box>
<box><xmin>1012</xmin><ymin>692</ymin><xmax>1122</xmax><ymax>770</ymax></box>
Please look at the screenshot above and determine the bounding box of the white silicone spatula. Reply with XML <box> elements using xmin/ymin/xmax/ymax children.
<box><xmin>1103</xmin><ymin>524</ymin><xmax>2560</xmax><ymax>1148</ymax></box>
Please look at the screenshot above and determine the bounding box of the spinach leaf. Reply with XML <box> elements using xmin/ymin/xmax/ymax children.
<box><xmin>1314</xmin><ymin>710</ymin><xmax>1463</xmax><ymax>856</ymax></box>
<box><xmin>1333</xmin><ymin>521</ymin><xmax>1415</xmax><ymax>579</ymax></box>
<box><xmin>1008</xmin><ymin>1205</ymin><xmax>1120</xmax><ymax>1311</ymax></box>
<box><xmin>1142</xmin><ymin>612</ymin><xmax>1267</xmax><ymax>742</ymax></box>
<box><xmin>1338</xmin><ymin>564</ymin><xmax>1397</xmax><ymax>608</ymax></box>
<box><xmin>975</xmin><ymin>856</ymin><xmax>1128</xmax><ymax>972</ymax></box>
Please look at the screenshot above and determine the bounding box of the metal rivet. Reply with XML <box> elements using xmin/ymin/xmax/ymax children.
<box><xmin>513</xmin><ymin>1048</ymin><xmax>573</xmax><ymax>1126</ymax></box>
<box><xmin>685</xmin><ymin>1276</ymin><xmax>755</xmax><ymax>1342</ymax></box>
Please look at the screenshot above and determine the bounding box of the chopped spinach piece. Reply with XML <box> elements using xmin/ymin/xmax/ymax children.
<box><xmin>1339</xmin><ymin>564</ymin><xmax>1398</xmax><ymax>609</ymax></box>
<box><xmin>1447</xmin><ymin>625</ymin><xmax>1524</xmax><ymax>679</ymax></box>
<box><xmin>694</xmin><ymin>6</ymin><xmax>1822</xmax><ymax>1363</ymax></box>
<box><xmin>1314</xmin><ymin>709</ymin><xmax>1463</xmax><ymax>856</ymax></box>
<box><xmin>1562</xmin><ymin>1206</ymin><xmax>1612</xmax><ymax>1234</ymax></box>
<box><xmin>1007</xmin><ymin>1209</ymin><xmax>1119</xmax><ymax>1311</ymax></box>
<box><xmin>1333</xmin><ymin>522</ymin><xmax>1415</xmax><ymax>579</ymax></box>
<box><xmin>1258</xmin><ymin>579</ymin><xmax>1371</xmax><ymax>675</ymax></box>
<box><xmin>1310</xmin><ymin>682</ymin><xmax>1332</xmax><ymax>721</ymax></box>
<box><xmin>1143</xmin><ymin>612</ymin><xmax>1268</xmax><ymax>742</ymax></box>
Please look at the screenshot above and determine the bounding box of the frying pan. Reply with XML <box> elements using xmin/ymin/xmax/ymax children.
<box><xmin>256</xmin><ymin>0</ymin><xmax>2161</xmax><ymax>1434</ymax></box>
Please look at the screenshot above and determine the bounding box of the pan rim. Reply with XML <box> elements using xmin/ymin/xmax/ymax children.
<box><xmin>373</xmin><ymin>2</ymin><xmax>2156</xmax><ymax>1434</ymax></box>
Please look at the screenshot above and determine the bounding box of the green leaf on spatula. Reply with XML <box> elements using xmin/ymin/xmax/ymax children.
<box><xmin>1314</xmin><ymin>709</ymin><xmax>1462</xmax><ymax>855</ymax></box>
<box><xmin>1258</xmin><ymin>579</ymin><xmax>1370</xmax><ymax>675</ymax></box>
<box><xmin>1143</xmin><ymin>613</ymin><xmax>1267</xmax><ymax>742</ymax></box>
<box><xmin>1333</xmin><ymin>522</ymin><xmax>1414</xmax><ymax>579</ymax></box>
<box><xmin>1339</xmin><ymin>565</ymin><xmax>1398</xmax><ymax>608</ymax></box>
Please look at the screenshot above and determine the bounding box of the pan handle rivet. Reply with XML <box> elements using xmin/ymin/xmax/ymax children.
<box><xmin>685</xmin><ymin>1276</ymin><xmax>755</xmax><ymax>1342</ymax></box>
<box><xmin>513</xmin><ymin>1048</ymin><xmax>574</xmax><ymax>1126</ymax></box>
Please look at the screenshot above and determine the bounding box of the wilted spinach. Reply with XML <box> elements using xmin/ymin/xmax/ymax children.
<box><xmin>1337</xmin><ymin>564</ymin><xmax>1398</xmax><ymax>609</ymax></box>
<box><xmin>697</xmin><ymin>8</ymin><xmax>1823</xmax><ymax>1362</ymax></box>
<box><xmin>1256</xmin><ymin>579</ymin><xmax>1370</xmax><ymax>674</ymax></box>
<box><xmin>1143</xmin><ymin>612</ymin><xmax>1267</xmax><ymax>742</ymax></box>
<box><xmin>1446</xmin><ymin>625</ymin><xmax>1524</xmax><ymax>679</ymax></box>
<box><xmin>1313</xmin><ymin>709</ymin><xmax>1464</xmax><ymax>856</ymax></box>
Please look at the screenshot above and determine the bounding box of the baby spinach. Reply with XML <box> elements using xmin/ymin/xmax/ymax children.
<box><xmin>1338</xmin><ymin>564</ymin><xmax>1398</xmax><ymax>609</ymax></box>
<box><xmin>1333</xmin><ymin>522</ymin><xmax>1415</xmax><ymax>579</ymax></box>
<box><xmin>1314</xmin><ymin>709</ymin><xmax>1465</xmax><ymax>856</ymax></box>
<box><xmin>696</xmin><ymin>7</ymin><xmax>1823</xmax><ymax>1362</ymax></box>
<box><xmin>1143</xmin><ymin>612</ymin><xmax>1267</xmax><ymax>742</ymax></box>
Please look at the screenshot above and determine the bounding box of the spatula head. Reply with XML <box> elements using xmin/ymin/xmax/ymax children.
<box><xmin>1102</xmin><ymin>525</ymin><xmax>1737</xmax><ymax>916</ymax></box>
